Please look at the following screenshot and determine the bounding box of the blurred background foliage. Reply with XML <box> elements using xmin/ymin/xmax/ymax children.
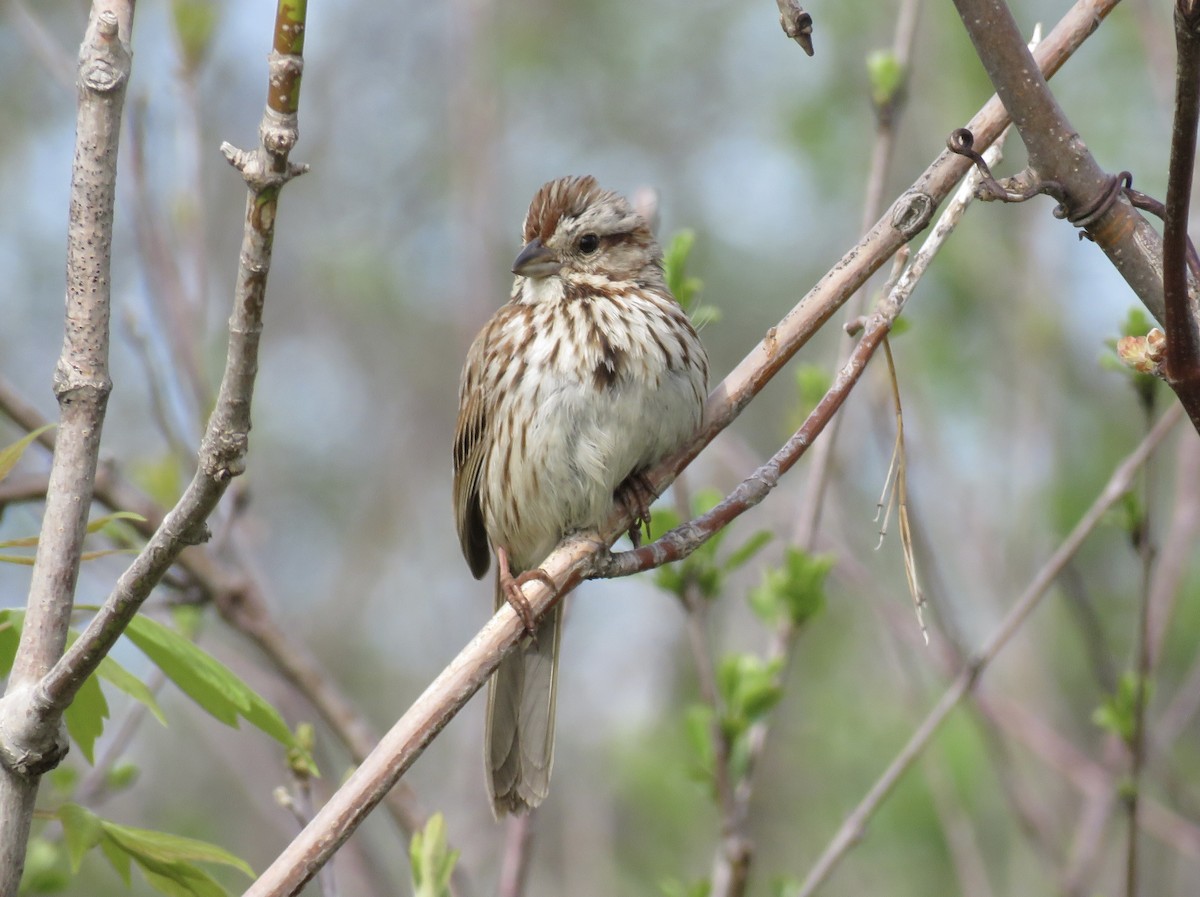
<box><xmin>1</xmin><ymin>0</ymin><xmax>1198</xmax><ymax>895</ymax></box>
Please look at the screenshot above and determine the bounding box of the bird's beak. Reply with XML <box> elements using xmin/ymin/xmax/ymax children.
<box><xmin>511</xmin><ymin>238</ymin><xmax>560</xmax><ymax>278</ymax></box>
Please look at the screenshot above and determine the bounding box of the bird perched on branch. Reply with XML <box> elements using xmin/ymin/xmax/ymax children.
<box><xmin>453</xmin><ymin>175</ymin><xmax>709</xmax><ymax>815</ymax></box>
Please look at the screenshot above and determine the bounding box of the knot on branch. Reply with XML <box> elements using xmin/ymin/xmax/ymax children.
<box><xmin>200</xmin><ymin>430</ymin><xmax>249</xmax><ymax>481</ymax></box>
<box><xmin>220</xmin><ymin>142</ymin><xmax>310</xmax><ymax>193</ymax></box>
<box><xmin>776</xmin><ymin>1</ymin><xmax>815</xmax><ymax>56</ymax></box>
<box><xmin>79</xmin><ymin>11</ymin><xmax>129</xmax><ymax>95</ymax></box>
<box><xmin>890</xmin><ymin>191</ymin><xmax>934</xmax><ymax>239</ymax></box>
<box><xmin>0</xmin><ymin>688</ymin><xmax>70</xmax><ymax>777</ymax></box>
<box><xmin>50</xmin><ymin>364</ymin><xmax>113</xmax><ymax>404</ymax></box>
<box><xmin>947</xmin><ymin>128</ymin><xmax>1064</xmax><ymax>205</ymax></box>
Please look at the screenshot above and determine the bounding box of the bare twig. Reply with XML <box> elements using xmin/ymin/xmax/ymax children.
<box><xmin>0</xmin><ymin>5</ymin><xmax>132</xmax><ymax>891</ymax></box>
<box><xmin>794</xmin><ymin>406</ymin><xmax>1183</xmax><ymax>897</ymax></box>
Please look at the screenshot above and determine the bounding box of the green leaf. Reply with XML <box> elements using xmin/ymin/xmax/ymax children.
<box><xmin>97</xmin><ymin>655</ymin><xmax>167</xmax><ymax>726</ymax></box>
<box><xmin>57</xmin><ymin>804</ymin><xmax>103</xmax><ymax>873</ymax></box>
<box><xmin>0</xmin><ymin>610</ymin><xmax>20</xmax><ymax>677</ymax></box>
<box><xmin>0</xmin><ymin>425</ymin><xmax>53</xmax><ymax>483</ymax></box>
<box><xmin>133</xmin><ymin>855</ymin><xmax>226</xmax><ymax>897</ymax></box>
<box><xmin>866</xmin><ymin>49</ymin><xmax>905</xmax><ymax>110</ymax></box>
<box><xmin>716</xmin><ymin>653</ymin><xmax>784</xmax><ymax>738</ymax></box>
<box><xmin>410</xmin><ymin>812</ymin><xmax>460</xmax><ymax>897</ymax></box>
<box><xmin>123</xmin><ymin>615</ymin><xmax>305</xmax><ymax>758</ymax></box>
<box><xmin>748</xmin><ymin>548</ymin><xmax>833</xmax><ymax>627</ymax></box>
<box><xmin>99</xmin><ymin>816</ymin><xmax>254</xmax><ymax>879</ymax></box>
<box><xmin>99</xmin><ymin>837</ymin><xmax>132</xmax><ymax>886</ymax></box>
<box><xmin>63</xmin><ymin>666</ymin><xmax>109</xmax><ymax>764</ymax></box>
<box><xmin>1093</xmin><ymin>671</ymin><xmax>1153</xmax><ymax>744</ymax></box>
<box><xmin>19</xmin><ymin>838</ymin><xmax>70</xmax><ymax>894</ymax></box>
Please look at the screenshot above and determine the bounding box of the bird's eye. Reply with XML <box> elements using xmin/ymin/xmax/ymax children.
<box><xmin>578</xmin><ymin>233</ymin><xmax>600</xmax><ymax>254</ymax></box>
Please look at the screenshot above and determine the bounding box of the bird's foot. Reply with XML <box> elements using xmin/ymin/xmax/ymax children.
<box><xmin>615</xmin><ymin>471</ymin><xmax>658</xmax><ymax>547</ymax></box>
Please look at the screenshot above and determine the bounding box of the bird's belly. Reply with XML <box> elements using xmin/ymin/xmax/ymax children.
<box><xmin>482</xmin><ymin>367</ymin><xmax>701</xmax><ymax>570</ymax></box>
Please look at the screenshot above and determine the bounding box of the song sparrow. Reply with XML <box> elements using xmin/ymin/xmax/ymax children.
<box><xmin>453</xmin><ymin>175</ymin><xmax>709</xmax><ymax>816</ymax></box>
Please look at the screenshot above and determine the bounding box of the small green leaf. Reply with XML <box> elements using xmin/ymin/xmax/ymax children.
<box><xmin>0</xmin><ymin>610</ymin><xmax>20</xmax><ymax>677</ymax></box>
<box><xmin>0</xmin><ymin>425</ymin><xmax>53</xmax><ymax>483</ymax></box>
<box><xmin>63</xmin><ymin>667</ymin><xmax>109</xmax><ymax>764</ymax></box>
<box><xmin>410</xmin><ymin>812</ymin><xmax>460</xmax><ymax>897</ymax></box>
<box><xmin>716</xmin><ymin>653</ymin><xmax>784</xmax><ymax>737</ymax></box>
<box><xmin>106</xmin><ymin>762</ymin><xmax>139</xmax><ymax>791</ymax></box>
<box><xmin>124</xmin><ymin>614</ymin><xmax>302</xmax><ymax>756</ymax></box>
<box><xmin>1093</xmin><ymin>671</ymin><xmax>1153</xmax><ymax>744</ymax></box>
<box><xmin>57</xmin><ymin>804</ymin><xmax>103</xmax><ymax>873</ymax></box>
<box><xmin>866</xmin><ymin>49</ymin><xmax>905</xmax><ymax>110</ymax></box>
<box><xmin>748</xmin><ymin>548</ymin><xmax>833</xmax><ymax>627</ymax></box>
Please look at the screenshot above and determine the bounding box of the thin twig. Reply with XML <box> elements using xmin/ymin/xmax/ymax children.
<box><xmin>1163</xmin><ymin>1</ymin><xmax>1200</xmax><ymax>429</ymax></box>
<box><xmin>794</xmin><ymin>406</ymin><xmax>1182</xmax><ymax>897</ymax></box>
<box><xmin>795</xmin><ymin>0</ymin><xmax>923</xmax><ymax>548</ymax></box>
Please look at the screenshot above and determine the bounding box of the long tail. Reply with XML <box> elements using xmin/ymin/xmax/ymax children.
<box><xmin>485</xmin><ymin>579</ymin><xmax>562</xmax><ymax>817</ymax></box>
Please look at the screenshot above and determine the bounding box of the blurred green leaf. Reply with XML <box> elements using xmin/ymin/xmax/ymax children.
<box><xmin>106</xmin><ymin>762</ymin><xmax>139</xmax><ymax>792</ymax></box>
<box><xmin>58</xmin><ymin>804</ymin><xmax>103</xmax><ymax>873</ymax></box>
<box><xmin>97</xmin><ymin>655</ymin><xmax>168</xmax><ymax>726</ymax></box>
<box><xmin>172</xmin><ymin>0</ymin><xmax>220</xmax><ymax>75</ymax></box>
<box><xmin>1093</xmin><ymin>671</ymin><xmax>1153</xmax><ymax>744</ymax></box>
<box><xmin>748</xmin><ymin>548</ymin><xmax>833</xmax><ymax>627</ymax></box>
<box><xmin>866</xmin><ymin>49</ymin><xmax>905</xmax><ymax>110</ymax></box>
<box><xmin>0</xmin><ymin>610</ymin><xmax>19</xmax><ymax>676</ymax></box>
<box><xmin>410</xmin><ymin>812</ymin><xmax>460</xmax><ymax>897</ymax></box>
<box><xmin>663</xmin><ymin>230</ymin><xmax>701</xmax><ymax>309</ymax></box>
<box><xmin>63</xmin><ymin>668</ymin><xmax>109</xmax><ymax>764</ymax></box>
<box><xmin>0</xmin><ymin>425</ymin><xmax>53</xmax><ymax>483</ymax></box>
<box><xmin>18</xmin><ymin>838</ymin><xmax>69</xmax><ymax>894</ymax></box>
<box><xmin>716</xmin><ymin>653</ymin><xmax>784</xmax><ymax>741</ymax></box>
<box><xmin>124</xmin><ymin>615</ymin><xmax>311</xmax><ymax>767</ymax></box>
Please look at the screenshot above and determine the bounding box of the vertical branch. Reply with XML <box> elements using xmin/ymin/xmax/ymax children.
<box><xmin>0</xmin><ymin>3</ymin><xmax>133</xmax><ymax>892</ymax></box>
<box><xmin>795</xmin><ymin>0</ymin><xmax>923</xmax><ymax>548</ymax></box>
<box><xmin>1163</xmin><ymin>2</ymin><xmax>1200</xmax><ymax>429</ymax></box>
